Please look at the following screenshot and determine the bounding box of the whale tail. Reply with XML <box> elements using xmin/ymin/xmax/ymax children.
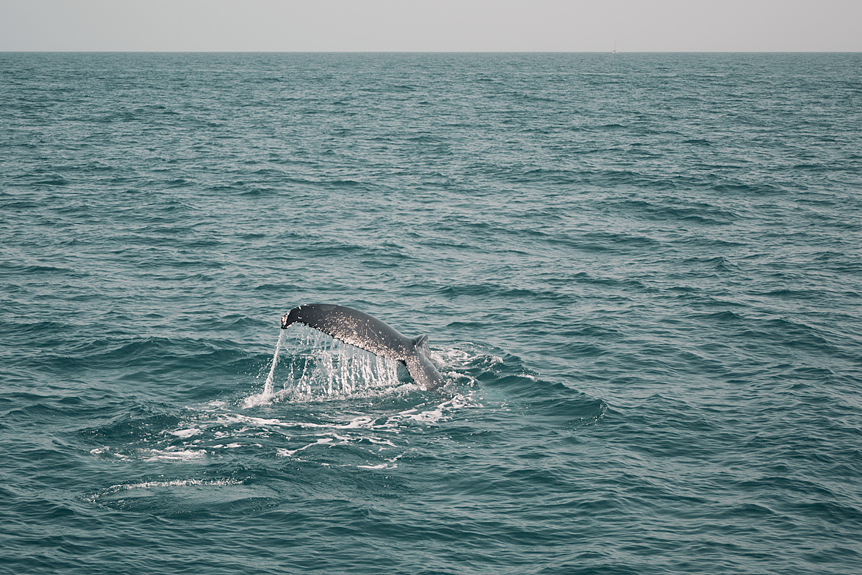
<box><xmin>281</xmin><ymin>304</ymin><xmax>443</xmax><ymax>391</ymax></box>
<box><xmin>404</xmin><ymin>347</ymin><xmax>443</xmax><ymax>391</ymax></box>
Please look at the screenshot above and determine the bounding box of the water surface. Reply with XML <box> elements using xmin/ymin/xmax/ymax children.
<box><xmin>1</xmin><ymin>52</ymin><xmax>861</xmax><ymax>574</ymax></box>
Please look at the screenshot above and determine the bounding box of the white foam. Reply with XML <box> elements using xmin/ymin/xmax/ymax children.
<box><xmin>90</xmin><ymin>447</ymin><xmax>126</xmax><ymax>459</ymax></box>
<box><xmin>276</xmin><ymin>436</ymin><xmax>333</xmax><ymax>457</ymax></box>
<box><xmin>142</xmin><ymin>448</ymin><xmax>207</xmax><ymax>462</ymax></box>
<box><xmin>170</xmin><ymin>428</ymin><xmax>200</xmax><ymax>438</ymax></box>
<box><xmin>343</xmin><ymin>416</ymin><xmax>374</xmax><ymax>428</ymax></box>
<box><xmin>214</xmin><ymin>413</ymin><xmax>293</xmax><ymax>427</ymax></box>
<box><xmin>358</xmin><ymin>452</ymin><xmax>403</xmax><ymax>470</ymax></box>
<box><xmin>90</xmin><ymin>478</ymin><xmax>243</xmax><ymax>502</ymax></box>
<box><xmin>367</xmin><ymin>437</ymin><xmax>396</xmax><ymax>447</ymax></box>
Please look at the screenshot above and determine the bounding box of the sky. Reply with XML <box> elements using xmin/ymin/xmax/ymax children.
<box><xmin>1</xmin><ymin>0</ymin><xmax>860</xmax><ymax>52</ymax></box>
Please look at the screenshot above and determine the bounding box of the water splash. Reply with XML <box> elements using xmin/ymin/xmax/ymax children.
<box><xmin>263</xmin><ymin>329</ymin><xmax>285</xmax><ymax>397</ymax></box>
<box><xmin>241</xmin><ymin>330</ymin><xmax>285</xmax><ymax>408</ymax></box>
<box><xmin>244</xmin><ymin>326</ymin><xmax>410</xmax><ymax>408</ymax></box>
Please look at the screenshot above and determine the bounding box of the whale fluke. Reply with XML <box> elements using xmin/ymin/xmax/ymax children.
<box><xmin>281</xmin><ymin>304</ymin><xmax>443</xmax><ymax>391</ymax></box>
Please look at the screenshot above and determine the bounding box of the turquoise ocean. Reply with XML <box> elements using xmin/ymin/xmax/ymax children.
<box><xmin>2</xmin><ymin>52</ymin><xmax>861</xmax><ymax>574</ymax></box>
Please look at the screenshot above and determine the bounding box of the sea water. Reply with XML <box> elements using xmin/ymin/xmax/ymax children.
<box><xmin>1</xmin><ymin>52</ymin><xmax>861</xmax><ymax>574</ymax></box>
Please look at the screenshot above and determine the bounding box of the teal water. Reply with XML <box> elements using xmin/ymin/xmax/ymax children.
<box><xmin>2</xmin><ymin>52</ymin><xmax>861</xmax><ymax>574</ymax></box>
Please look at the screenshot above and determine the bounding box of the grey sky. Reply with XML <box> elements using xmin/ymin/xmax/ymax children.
<box><xmin>1</xmin><ymin>0</ymin><xmax>860</xmax><ymax>52</ymax></box>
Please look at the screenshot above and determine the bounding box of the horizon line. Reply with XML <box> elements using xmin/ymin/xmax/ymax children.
<box><xmin>3</xmin><ymin>49</ymin><xmax>860</xmax><ymax>54</ymax></box>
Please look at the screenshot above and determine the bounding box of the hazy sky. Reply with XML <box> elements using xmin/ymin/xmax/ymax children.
<box><xmin>1</xmin><ymin>0</ymin><xmax>860</xmax><ymax>52</ymax></box>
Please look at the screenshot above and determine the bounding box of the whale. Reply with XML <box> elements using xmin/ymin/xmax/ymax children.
<box><xmin>281</xmin><ymin>303</ymin><xmax>443</xmax><ymax>391</ymax></box>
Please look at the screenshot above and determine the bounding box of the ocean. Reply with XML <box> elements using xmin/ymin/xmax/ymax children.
<box><xmin>1</xmin><ymin>52</ymin><xmax>861</xmax><ymax>574</ymax></box>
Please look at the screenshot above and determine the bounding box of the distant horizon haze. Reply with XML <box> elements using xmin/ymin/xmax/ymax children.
<box><xmin>1</xmin><ymin>0</ymin><xmax>860</xmax><ymax>53</ymax></box>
